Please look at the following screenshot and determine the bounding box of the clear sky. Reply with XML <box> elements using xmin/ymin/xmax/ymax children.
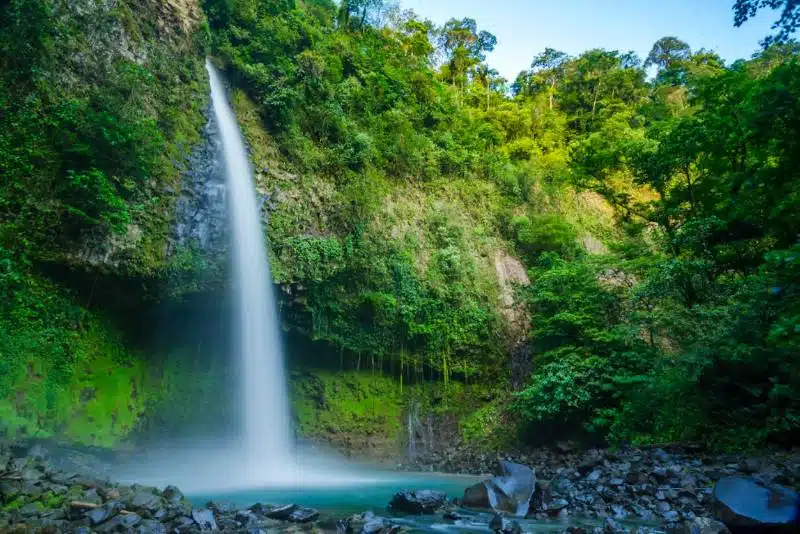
<box><xmin>399</xmin><ymin>0</ymin><xmax>780</xmax><ymax>81</ymax></box>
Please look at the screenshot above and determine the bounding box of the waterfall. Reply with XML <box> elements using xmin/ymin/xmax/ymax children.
<box><xmin>206</xmin><ymin>59</ymin><xmax>292</xmax><ymax>468</ymax></box>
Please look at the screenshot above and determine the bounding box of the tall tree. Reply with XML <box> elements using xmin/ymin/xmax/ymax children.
<box><xmin>530</xmin><ymin>48</ymin><xmax>569</xmax><ymax>110</ymax></box>
<box><xmin>438</xmin><ymin>18</ymin><xmax>496</xmax><ymax>101</ymax></box>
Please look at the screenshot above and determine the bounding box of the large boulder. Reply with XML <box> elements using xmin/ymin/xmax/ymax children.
<box><xmin>712</xmin><ymin>477</ymin><xmax>799</xmax><ymax>532</ymax></box>
<box><xmin>388</xmin><ymin>489</ymin><xmax>447</xmax><ymax>514</ymax></box>
<box><xmin>461</xmin><ymin>461</ymin><xmax>536</xmax><ymax>517</ymax></box>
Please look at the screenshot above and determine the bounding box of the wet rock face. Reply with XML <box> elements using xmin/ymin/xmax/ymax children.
<box><xmin>171</xmin><ymin>104</ymin><xmax>228</xmax><ymax>258</ymax></box>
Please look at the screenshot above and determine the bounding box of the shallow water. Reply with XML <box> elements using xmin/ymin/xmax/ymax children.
<box><xmin>189</xmin><ymin>471</ymin><xmax>661</xmax><ymax>533</ymax></box>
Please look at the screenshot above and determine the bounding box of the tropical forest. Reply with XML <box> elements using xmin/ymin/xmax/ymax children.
<box><xmin>0</xmin><ymin>0</ymin><xmax>799</xmax><ymax>532</ymax></box>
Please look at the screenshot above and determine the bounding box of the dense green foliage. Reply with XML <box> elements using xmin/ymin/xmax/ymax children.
<box><xmin>0</xmin><ymin>0</ymin><xmax>209</xmax><ymax>441</ymax></box>
<box><xmin>204</xmin><ymin>0</ymin><xmax>799</xmax><ymax>449</ymax></box>
<box><xmin>0</xmin><ymin>0</ymin><xmax>797</xmax><ymax>451</ymax></box>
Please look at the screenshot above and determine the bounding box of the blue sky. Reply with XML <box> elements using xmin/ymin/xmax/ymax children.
<box><xmin>399</xmin><ymin>0</ymin><xmax>780</xmax><ymax>81</ymax></box>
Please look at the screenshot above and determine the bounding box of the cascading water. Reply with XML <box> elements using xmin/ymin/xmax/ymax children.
<box><xmin>121</xmin><ymin>61</ymin><xmax>387</xmax><ymax>492</ymax></box>
<box><xmin>205</xmin><ymin>59</ymin><xmax>292</xmax><ymax>470</ymax></box>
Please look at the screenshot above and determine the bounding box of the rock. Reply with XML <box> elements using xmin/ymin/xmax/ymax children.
<box><xmin>489</xmin><ymin>513</ymin><xmax>503</xmax><ymax>531</ymax></box>
<box><xmin>162</xmin><ymin>485</ymin><xmax>184</xmax><ymax>506</ymax></box>
<box><xmin>578</xmin><ymin>450</ymin><xmax>604</xmax><ymax>475</ymax></box>
<box><xmin>666</xmin><ymin>517</ymin><xmax>730</xmax><ymax>534</ymax></box>
<box><xmin>95</xmin><ymin>512</ymin><xmax>142</xmax><ymax>533</ymax></box>
<box><xmin>587</xmin><ymin>470</ymin><xmax>602</xmax><ymax>482</ymax></box>
<box><xmin>86</xmin><ymin>501</ymin><xmax>123</xmax><ymax>526</ymax></box>
<box><xmin>443</xmin><ymin>509</ymin><xmax>461</xmax><ymax>520</ymax></box>
<box><xmin>130</xmin><ymin>489</ymin><xmax>163</xmax><ymax>515</ymax></box>
<box><xmin>361</xmin><ymin>517</ymin><xmax>392</xmax><ymax>533</ymax></box>
<box><xmin>603</xmin><ymin>517</ymin><xmax>626</xmax><ymax>534</ymax></box>
<box><xmin>388</xmin><ymin>489</ymin><xmax>447</xmax><ymax>514</ymax></box>
<box><xmin>712</xmin><ymin>477</ymin><xmax>799</xmax><ymax>532</ymax></box>
<box><xmin>83</xmin><ymin>487</ymin><xmax>104</xmax><ymax>505</ymax></box>
<box><xmin>98</xmin><ymin>487</ymin><xmax>121</xmax><ymax>501</ymax></box>
<box><xmin>137</xmin><ymin>519</ymin><xmax>168</xmax><ymax>534</ymax></box>
<box><xmin>289</xmin><ymin>506</ymin><xmax>319</xmax><ymax>523</ymax></box>
<box><xmin>485</xmin><ymin>461</ymin><xmax>536</xmax><ymax>517</ymax></box>
<box><xmin>463</xmin><ymin>482</ymin><xmax>490</xmax><ymax>508</ymax></box>
<box><xmin>551</xmin><ymin>477</ymin><xmax>575</xmax><ymax>499</ymax></box>
<box><xmin>172</xmin><ymin>515</ymin><xmax>196</xmax><ymax>533</ymax></box>
<box><xmin>336</xmin><ymin>518</ymin><xmax>353</xmax><ymax>533</ymax></box>
<box><xmin>235</xmin><ymin>509</ymin><xmax>259</xmax><ymax>527</ymax></box>
<box><xmin>663</xmin><ymin>510</ymin><xmax>681</xmax><ymax>523</ymax></box>
<box><xmin>192</xmin><ymin>508</ymin><xmax>218</xmax><ymax>530</ymax></box>
<box><xmin>545</xmin><ymin>498</ymin><xmax>569</xmax><ymax>516</ymax></box>
<box><xmin>19</xmin><ymin>501</ymin><xmax>45</xmax><ymax>516</ymax></box>
<box><xmin>264</xmin><ymin>503</ymin><xmax>297</xmax><ymax>520</ymax></box>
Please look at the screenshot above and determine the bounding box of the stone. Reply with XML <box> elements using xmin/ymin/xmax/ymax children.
<box><xmin>361</xmin><ymin>517</ymin><xmax>391</xmax><ymax>533</ymax></box>
<box><xmin>489</xmin><ymin>513</ymin><xmax>503</xmax><ymax>531</ymax></box>
<box><xmin>85</xmin><ymin>501</ymin><xmax>123</xmax><ymax>526</ymax></box>
<box><xmin>463</xmin><ymin>482</ymin><xmax>490</xmax><ymax>508</ymax></box>
<box><xmin>602</xmin><ymin>517</ymin><xmax>627</xmax><ymax>534</ymax></box>
<box><xmin>666</xmin><ymin>517</ymin><xmax>731</xmax><ymax>534</ymax></box>
<box><xmin>663</xmin><ymin>510</ymin><xmax>681</xmax><ymax>523</ymax></box>
<box><xmin>162</xmin><ymin>485</ymin><xmax>184</xmax><ymax>506</ymax></box>
<box><xmin>443</xmin><ymin>509</ymin><xmax>462</xmax><ymax>520</ymax></box>
<box><xmin>137</xmin><ymin>519</ymin><xmax>168</xmax><ymax>534</ymax></box>
<box><xmin>712</xmin><ymin>477</ymin><xmax>799</xmax><ymax>532</ymax></box>
<box><xmin>95</xmin><ymin>512</ymin><xmax>142</xmax><ymax>533</ymax></box>
<box><xmin>191</xmin><ymin>508</ymin><xmax>218</xmax><ymax>530</ymax></box>
<box><xmin>546</xmin><ymin>498</ymin><xmax>569</xmax><ymax>516</ymax></box>
<box><xmin>130</xmin><ymin>490</ymin><xmax>163</xmax><ymax>515</ymax></box>
<box><xmin>485</xmin><ymin>461</ymin><xmax>536</xmax><ymax>517</ymax></box>
<box><xmin>289</xmin><ymin>506</ymin><xmax>319</xmax><ymax>523</ymax></box>
<box><xmin>172</xmin><ymin>515</ymin><xmax>196</xmax><ymax>533</ymax></box>
<box><xmin>336</xmin><ymin>518</ymin><xmax>353</xmax><ymax>533</ymax></box>
<box><xmin>587</xmin><ymin>470</ymin><xmax>602</xmax><ymax>482</ymax></box>
<box><xmin>235</xmin><ymin>509</ymin><xmax>259</xmax><ymax>527</ymax></box>
<box><xmin>388</xmin><ymin>489</ymin><xmax>447</xmax><ymax>514</ymax></box>
<box><xmin>264</xmin><ymin>504</ymin><xmax>297</xmax><ymax>520</ymax></box>
<box><xmin>83</xmin><ymin>487</ymin><xmax>103</xmax><ymax>505</ymax></box>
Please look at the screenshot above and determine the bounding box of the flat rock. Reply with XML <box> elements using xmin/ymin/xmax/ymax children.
<box><xmin>264</xmin><ymin>503</ymin><xmax>297</xmax><ymax>520</ymax></box>
<box><xmin>712</xmin><ymin>477</ymin><xmax>799</xmax><ymax>532</ymax></box>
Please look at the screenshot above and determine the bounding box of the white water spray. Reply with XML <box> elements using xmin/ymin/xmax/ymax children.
<box><xmin>206</xmin><ymin>59</ymin><xmax>292</xmax><ymax>468</ymax></box>
<box><xmin>121</xmin><ymin>62</ymin><xmax>392</xmax><ymax>492</ymax></box>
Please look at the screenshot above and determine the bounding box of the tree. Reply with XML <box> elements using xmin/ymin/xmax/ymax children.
<box><xmin>645</xmin><ymin>37</ymin><xmax>692</xmax><ymax>71</ymax></box>
<box><xmin>438</xmin><ymin>18</ymin><xmax>497</xmax><ymax>101</ymax></box>
<box><xmin>733</xmin><ymin>0</ymin><xmax>800</xmax><ymax>44</ymax></box>
<box><xmin>530</xmin><ymin>48</ymin><xmax>569</xmax><ymax>109</ymax></box>
<box><xmin>338</xmin><ymin>0</ymin><xmax>390</xmax><ymax>30</ymax></box>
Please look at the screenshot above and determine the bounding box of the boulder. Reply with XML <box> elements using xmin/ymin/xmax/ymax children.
<box><xmin>463</xmin><ymin>482</ymin><xmax>490</xmax><ymax>508</ymax></box>
<box><xmin>137</xmin><ymin>519</ymin><xmax>168</xmax><ymax>534</ymax></box>
<box><xmin>388</xmin><ymin>489</ymin><xmax>447</xmax><ymax>514</ymax></box>
<box><xmin>712</xmin><ymin>477</ymin><xmax>799</xmax><ymax>532</ymax></box>
<box><xmin>264</xmin><ymin>503</ymin><xmax>297</xmax><ymax>520</ymax></box>
<box><xmin>666</xmin><ymin>517</ymin><xmax>730</xmax><ymax>534</ymax></box>
<box><xmin>85</xmin><ymin>501</ymin><xmax>123</xmax><ymax>526</ymax></box>
<box><xmin>289</xmin><ymin>506</ymin><xmax>319</xmax><ymax>523</ymax></box>
<box><xmin>162</xmin><ymin>485</ymin><xmax>184</xmax><ymax>506</ymax></box>
<box><xmin>95</xmin><ymin>512</ymin><xmax>142</xmax><ymax>533</ymax></box>
<box><xmin>191</xmin><ymin>508</ymin><xmax>218</xmax><ymax>530</ymax></box>
<box><xmin>485</xmin><ymin>461</ymin><xmax>536</xmax><ymax>517</ymax></box>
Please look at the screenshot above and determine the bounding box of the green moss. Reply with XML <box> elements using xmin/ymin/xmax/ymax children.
<box><xmin>1</xmin><ymin>497</ymin><xmax>25</xmax><ymax>513</ymax></box>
